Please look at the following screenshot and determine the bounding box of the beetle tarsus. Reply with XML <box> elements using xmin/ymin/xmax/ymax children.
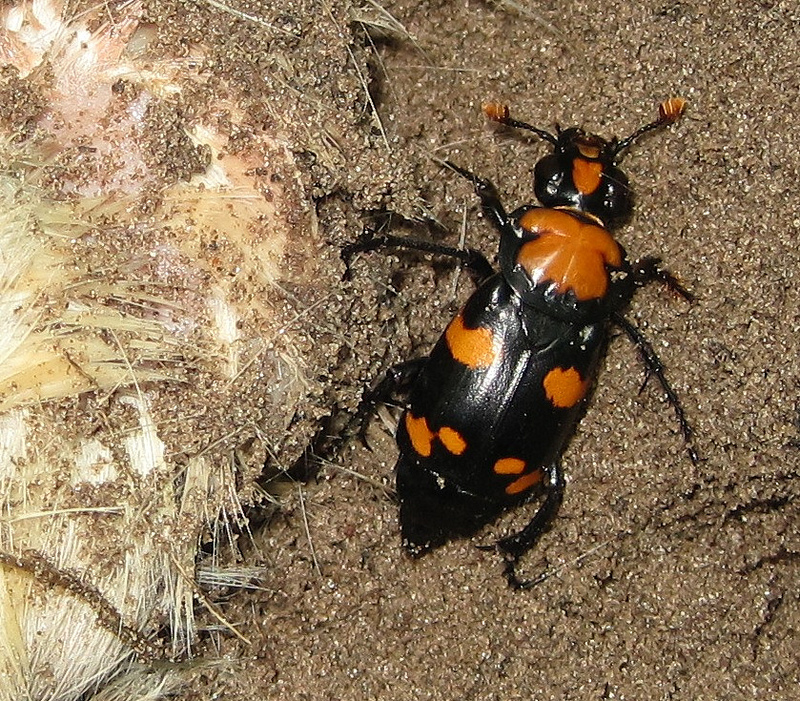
<box><xmin>633</xmin><ymin>256</ymin><xmax>694</xmax><ymax>302</ymax></box>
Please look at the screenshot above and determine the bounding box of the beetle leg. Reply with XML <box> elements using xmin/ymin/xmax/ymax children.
<box><xmin>351</xmin><ymin>358</ymin><xmax>427</xmax><ymax>449</ymax></box>
<box><xmin>495</xmin><ymin>461</ymin><xmax>565</xmax><ymax>590</ymax></box>
<box><xmin>286</xmin><ymin>359</ymin><xmax>428</xmax><ymax>484</ymax></box>
<box><xmin>632</xmin><ymin>256</ymin><xmax>694</xmax><ymax>302</ymax></box>
<box><xmin>613</xmin><ymin>312</ymin><xmax>698</xmax><ymax>465</ymax></box>
<box><xmin>342</xmin><ymin>230</ymin><xmax>494</xmax><ymax>283</ymax></box>
<box><xmin>442</xmin><ymin>160</ymin><xmax>515</xmax><ymax>240</ymax></box>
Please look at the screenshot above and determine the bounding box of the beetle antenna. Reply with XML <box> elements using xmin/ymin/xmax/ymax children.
<box><xmin>613</xmin><ymin>97</ymin><xmax>687</xmax><ymax>159</ymax></box>
<box><xmin>483</xmin><ymin>102</ymin><xmax>559</xmax><ymax>146</ymax></box>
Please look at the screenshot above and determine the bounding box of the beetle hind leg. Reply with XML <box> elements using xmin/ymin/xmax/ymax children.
<box><xmin>350</xmin><ymin>358</ymin><xmax>427</xmax><ymax>449</ymax></box>
<box><xmin>496</xmin><ymin>461</ymin><xmax>566</xmax><ymax>590</ymax></box>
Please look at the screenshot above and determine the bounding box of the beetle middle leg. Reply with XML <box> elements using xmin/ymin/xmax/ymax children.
<box><xmin>351</xmin><ymin>358</ymin><xmax>427</xmax><ymax>448</ymax></box>
<box><xmin>613</xmin><ymin>312</ymin><xmax>698</xmax><ymax>465</ymax></box>
<box><xmin>342</xmin><ymin>222</ymin><xmax>495</xmax><ymax>444</ymax></box>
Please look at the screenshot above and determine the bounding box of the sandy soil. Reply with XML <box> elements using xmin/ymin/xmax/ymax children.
<box><xmin>176</xmin><ymin>0</ymin><xmax>799</xmax><ymax>699</ymax></box>
<box><xmin>4</xmin><ymin>0</ymin><xmax>798</xmax><ymax>698</ymax></box>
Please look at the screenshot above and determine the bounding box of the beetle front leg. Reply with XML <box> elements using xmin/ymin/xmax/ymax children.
<box><xmin>632</xmin><ymin>256</ymin><xmax>693</xmax><ymax>301</ymax></box>
<box><xmin>342</xmin><ymin>229</ymin><xmax>494</xmax><ymax>283</ymax></box>
<box><xmin>613</xmin><ymin>312</ymin><xmax>698</xmax><ymax>466</ymax></box>
<box><xmin>442</xmin><ymin>160</ymin><xmax>513</xmax><ymax>238</ymax></box>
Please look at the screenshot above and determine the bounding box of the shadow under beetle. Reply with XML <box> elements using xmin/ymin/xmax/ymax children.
<box><xmin>347</xmin><ymin>98</ymin><xmax>696</xmax><ymax>588</ymax></box>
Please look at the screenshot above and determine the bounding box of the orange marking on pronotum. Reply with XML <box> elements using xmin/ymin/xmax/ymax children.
<box><xmin>505</xmin><ymin>470</ymin><xmax>543</xmax><ymax>495</ymax></box>
<box><xmin>493</xmin><ymin>457</ymin><xmax>526</xmax><ymax>475</ymax></box>
<box><xmin>405</xmin><ymin>413</ymin><xmax>434</xmax><ymax>457</ymax></box>
<box><xmin>438</xmin><ymin>426</ymin><xmax>467</xmax><ymax>455</ymax></box>
<box><xmin>445</xmin><ymin>312</ymin><xmax>497</xmax><ymax>368</ymax></box>
<box><xmin>572</xmin><ymin>158</ymin><xmax>603</xmax><ymax>196</ymax></box>
<box><xmin>543</xmin><ymin>366</ymin><xmax>590</xmax><ymax>408</ymax></box>
<box><xmin>517</xmin><ymin>208</ymin><xmax>622</xmax><ymax>301</ymax></box>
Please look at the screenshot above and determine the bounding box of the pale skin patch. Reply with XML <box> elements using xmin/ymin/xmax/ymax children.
<box><xmin>445</xmin><ymin>312</ymin><xmax>497</xmax><ymax>369</ymax></box>
<box><xmin>543</xmin><ymin>366</ymin><xmax>590</xmax><ymax>409</ymax></box>
<box><xmin>517</xmin><ymin>208</ymin><xmax>622</xmax><ymax>301</ymax></box>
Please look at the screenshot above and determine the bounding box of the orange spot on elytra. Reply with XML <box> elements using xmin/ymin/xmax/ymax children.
<box><xmin>405</xmin><ymin>416</ymin><xmax>468</xmax><ymax>457</ymax></box>
<box><xmin>505</xmin><ymin>470</ymin><xmax>543</xmax><ymax>495</ymax></box>
<box><xmin>572</xmin><ymin>158</ymin><xmax>604</xmax><ymax>195</ymax></box>
<box><xmin>493</xmin><ymin>457</ymin><xmax>526</xmax><ymax>475</ymax></box>
<box><xmin>405</xmin><ymin>413</ymin><xmax>434</xmax><ymax>457</ymax></box>
<box><xmin>543</xmin><ymin>366</ymin><xmax>590</xmax><ymax>408</ymax></box>
<box><xmin>517</xmin><ymin>209</ymin><xmax>623</xmax><ymax>301</ymax></box>
<box><xmin>445</xmin><ymin>312</ymin><xmax>497</xmax><ymax>369</ymax></box>
<box><xmin>438</xmin><ymin>426</ymin><xmax>467</xmax><ymax>455</ymax></box>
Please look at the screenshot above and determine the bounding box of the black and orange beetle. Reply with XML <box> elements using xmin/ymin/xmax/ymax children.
<box><xmin>348</xmin><ymin>98</ymin><xmax>696</xmax><ymax>587</ymax></box>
